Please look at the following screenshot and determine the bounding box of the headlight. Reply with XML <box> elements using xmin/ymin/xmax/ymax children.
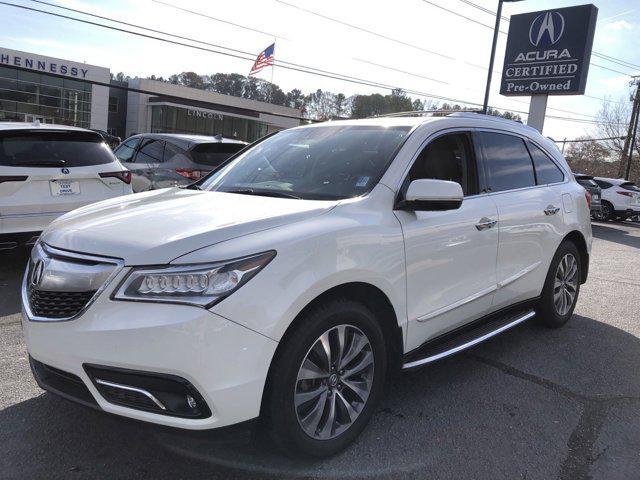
<box><xmin>113</xmin><ymin>251</ymin><xmax>276</xmax><ymax>307</ymax></box>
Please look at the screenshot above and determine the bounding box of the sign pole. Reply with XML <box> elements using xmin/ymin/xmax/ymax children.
<box><xmin>528</xmin><ymin>94</ymin><xmax>548</xmax><ymax>132</ymax></box>
<box><xmin>482</xmin><ymin>0</ymin><xmax>504</xmax><ymax>114</ymax></box>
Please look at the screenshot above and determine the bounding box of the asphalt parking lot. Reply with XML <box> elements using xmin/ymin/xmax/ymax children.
<box><xmin>1</xmin><ymin>221</ymin><xmax>639</xmax><ymax>480</ymax></box>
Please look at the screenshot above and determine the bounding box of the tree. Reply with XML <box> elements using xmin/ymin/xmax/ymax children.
<box><xmin>594</xmin><ymin>97</ymin><xmax>631</xmax><ymax>162</ymax></box>
<box><xmin>564</xmin><ymin>137</ymin><xmax>617</xmax><ymax>177</ymax></box>
<box><xmin>207</xmin><ymin>73</ymin><xmax>246</xmax><ymax>97</ymax></box>
<box><xmin>350</xmin><ymin>90</ymin><xmax>413</xmax><ymax>118</ymax></box>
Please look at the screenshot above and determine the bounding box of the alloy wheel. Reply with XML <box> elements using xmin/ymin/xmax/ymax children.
<box><xmin>294</xmin><ymin>324</ymin><xmax>374</xmax><ymax>440</ymax></box>
<box><xmin>554</xmin><ymin>253</ymin><xmax>579</xmax><ymax>316</ymax></box>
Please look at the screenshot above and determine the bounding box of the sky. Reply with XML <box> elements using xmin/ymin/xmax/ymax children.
<box><xmin>1</xmin><ymin>0</ymin><xmax>639</xmax><ymax>141</ymax></box>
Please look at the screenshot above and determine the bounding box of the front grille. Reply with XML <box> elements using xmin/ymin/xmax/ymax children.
<box><xmin>28</xmin><ymin>287</ymin><xmax>96</xmax><ymax>319</ymax></box>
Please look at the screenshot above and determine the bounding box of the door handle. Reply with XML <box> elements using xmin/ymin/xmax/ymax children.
<box><xmin>475</xmin><ymin>217</ymin><xmax>497</xmax><ymax>231</ymax></box>
<box><xmin>544</xmin><ymin>205</ymin><xmax>561</xmax><ymax>216</ymax></box>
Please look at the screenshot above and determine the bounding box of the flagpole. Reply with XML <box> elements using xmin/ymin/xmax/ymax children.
<box><xmin>270</xmin><ymin>40</ymin><xmax>275</xmax><ymax>85</ymax></box>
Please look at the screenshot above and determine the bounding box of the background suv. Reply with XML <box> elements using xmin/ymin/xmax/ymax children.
<box><xmin>114</xmin><ymin>133</ymin><xmax>246</xmax><ymax>192</ymax></box>
<box><xmin>22</xmin><ymin>113</ymin><xmax>591</xmax><ymax>457</ymax></box>
<box><xmin>592</xmin><ymin>177</ymin><xmax>640</xmax><ymax>221</ymax></box>
<box><xmin>0</xmin><ymin>123</ymin><xmax>132</xmax><ymax>250</ymax></box>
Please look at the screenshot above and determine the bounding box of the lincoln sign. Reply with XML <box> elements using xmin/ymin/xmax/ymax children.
<box><xmin>500</xmin><ymin>4</ymin><xmax>598</xmax><ymax>96</ymax></box>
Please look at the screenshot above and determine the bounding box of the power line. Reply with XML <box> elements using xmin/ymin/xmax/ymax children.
<box><xmin>0</xmin><ymin>1</ymin><xmax>625</xmax><ymax>127</ymax></box>
<box><xmin>131</xmin><ymin>0</ymin><xmax>598</xmax><ymax>120</ymax></box>
<box><xmin>456</xmin><ymin>0</ymin><xmax>640</xmax><ymax>71</ymax></box>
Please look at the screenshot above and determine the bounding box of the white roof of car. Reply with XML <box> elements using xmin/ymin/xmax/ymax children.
<box><xmin>0</xmin><ymin>122</ymin><xmax>94</xmax><ymax>132</ymax></box>
<box><xmin>593</xmin><ymin>177</ymin><xmax>635</xmax><ymax>184</ymax></box>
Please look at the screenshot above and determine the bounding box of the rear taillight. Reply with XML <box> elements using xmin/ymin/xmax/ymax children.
<box><xmin>584</xmin><ymin>189</ymin><xmax>591</xmax><ymax>208</ymax></box>
<box><xmin>0</xmin><ymin>175</ymin><xmax>28</xmax><ymax>183</ymax></box>
<box><xmin>99</xmin><ymin>171</ymin><xmax>132</xmax><ymax>184</ymax></box>
<box><xmin>616</xmin><ymin>191</ymin><xmax>634</xmax><ymax>197</ymax></box>
<box><xmin>175</xmin><ymin>168</ymin><xmax>206</xmax><ymax>181</ymax></box>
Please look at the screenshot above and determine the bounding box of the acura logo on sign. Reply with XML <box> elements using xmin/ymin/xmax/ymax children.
<box><xmin>31</xmin><ymin>260</ymin><xmax>45</xmax><ymax>287</ymax></box>
<box><xmin>61</xmin><ymin>168</ymin><xmax>70</xmax><ymax>174</ymax></box>
<box><xmin>529</xmin><ymin>12</ymin><xmax>565</xmax><ymax>48</ymax></box>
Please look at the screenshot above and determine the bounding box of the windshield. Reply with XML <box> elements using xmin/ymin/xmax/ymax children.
<box><xmin>0</xmin><ymin>130</ymin><xmax>114</xmax><ymax>168</ymax></box>
<box><xmin>201</xmin><ymin>125</ymin><xmax>411</xmax><ymax>200</ymax></box>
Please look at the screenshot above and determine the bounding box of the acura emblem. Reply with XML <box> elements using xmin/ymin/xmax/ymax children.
<box><xmin>61</xmin><ymin>167</ymin><xmax>70</xmax><ymax>174</ymax></box>
<box><xmin>31</xmin><ymin>260</ymin><xmax>45</xmax><ymax>287</ymax></box>
<box><xmin>529</xmin><ymin>11</ymin><xmax>565</xmax><ymax>48</ymax></box>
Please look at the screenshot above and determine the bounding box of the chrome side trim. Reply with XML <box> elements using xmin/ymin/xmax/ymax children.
<box><xmin>416</xmin><ymin>284</ymin><xmax>497</xmax><ymax>322</ymax></box>
<box><xmin>22</xmin><ymin>242</ymin><xmax>125</xmax><ymax>323</ymax></box>
<box><xmin>403</xmin><ymin>310</ymin><xmax>535</xmax><ymax>369</ymax></box>
<box><xmin>95</xmin><ymin>379</ymin><xmax>167</xmax><ymax>410</ymax></box>
<box><xmin>496</xmin><ymin>262</ymin><xmax>541</xmax><ymax>290</ymax></box>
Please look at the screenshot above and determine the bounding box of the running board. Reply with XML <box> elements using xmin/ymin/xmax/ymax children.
<box><xmin>402</xmin><ymin>309</ymin><xmax>535</xmax><ymax>369</ymax></box>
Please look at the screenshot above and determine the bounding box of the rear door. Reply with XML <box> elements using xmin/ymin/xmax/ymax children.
<box><xmin>134</xmin><ymin>138</ymin><xmax>165</xmax><ymax>190</ymax></box>
<box><xmin>0</xmin><ymin>129</ymin><xmax>126</xmax><ymax>231</ymax></box>
<box><xmin>476</xmin><ymin>131</ymin><xmax>565</xmax><ymax>310</ymax></box>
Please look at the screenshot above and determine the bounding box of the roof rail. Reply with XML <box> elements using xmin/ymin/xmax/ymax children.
<box><xmin>369</xmin><ymin>109</ymin><xmax>482</xmax><ymax>118</ymax></box>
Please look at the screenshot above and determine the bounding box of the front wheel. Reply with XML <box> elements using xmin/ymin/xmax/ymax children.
<box><xmin>264</xmin><ymin>299</ymin><xmax>388</xmax><ymax>457</ymax></box>
<box><xmin>535</xmin><ymin>241</ymin><xmax>581</xmax><ymax>328</ymax></box>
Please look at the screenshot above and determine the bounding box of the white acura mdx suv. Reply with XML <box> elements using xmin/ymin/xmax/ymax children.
<box><xmin>0</xmin><ymin>122</ymin><xmax>132</xmax><ymax>250</ymax></box>
<box><xmin>22</xmin><ymin>113</ymin><xmax>591</xmax><ymax>457</ymax></box>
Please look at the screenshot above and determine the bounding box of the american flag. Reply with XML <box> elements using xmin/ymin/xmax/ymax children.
<box><xmin>249</xmin><ymin>43</ymin><xmax>275</xmax><ymax>76</ymax></box>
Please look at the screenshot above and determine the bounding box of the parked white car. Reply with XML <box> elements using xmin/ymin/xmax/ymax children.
<box><xmin>592</xmin><ymin>177</ymin><xmax>640</xmax><ymax>221</ymax></box>
<box><xmin>22</xmin><ymin>113</ymin><xmax>591</xmax><ymax>457</ymax></box>
<box><xmin>0</xmin><ymin>122</ymin><xmax>132</xmax><ymax>250</ymax></box>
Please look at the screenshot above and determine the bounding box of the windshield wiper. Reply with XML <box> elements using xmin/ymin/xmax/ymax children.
<box><xmin>222</xmin><ymin>188</ymin><xmax>302</xmax><ymax>199</ymax></box>
<box><xmin>10</xmin><ymin>159</ymin><xmax>66</xmax><ymax>167</ymax></box>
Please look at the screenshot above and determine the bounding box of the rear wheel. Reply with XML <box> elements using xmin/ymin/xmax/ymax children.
<box><xmin>599</xmin><ymin>201</ymin><xmax>614</xmax><ymax>221</ymax></box>
<box><xmin>264</xmin><ymin>299</ymin><xmax>388</xmax><ymax>457</ymax></box>
<box><xmin>536</xmin><ymin>241</ymin><xmax>581</xmax><ymax>328</ymax></box>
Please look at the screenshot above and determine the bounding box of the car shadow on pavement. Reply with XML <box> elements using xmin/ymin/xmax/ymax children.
<box><xmin>2</xmin><ymin>314</ymin><xmax>640</xmax><ymax>480</ymax></box>
<box><xmin>591</xmin><ymin>223</ymin><xmax>640</xmax><ymax>249</ymax></box>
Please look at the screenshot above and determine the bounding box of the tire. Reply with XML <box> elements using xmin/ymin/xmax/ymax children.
<box><xmin>599</xmin><ymin>201</ymin><xmax>614</xmax><ymax>221</ymax></box>
<box><xmin>535</xmin><ymin>241</ymin><xmax>581</xmax><ymax>328</ymax></box>
<box><xmin>264</xmin><ymin>298</ymin><xmax>388</xmax><ymax>457</ymax></box>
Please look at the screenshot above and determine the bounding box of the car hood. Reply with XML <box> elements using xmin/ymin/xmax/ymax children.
<box><xmin>42</xmin><ymin>188</ymin><xmax>338</xmax><ymax>264</ymax></box>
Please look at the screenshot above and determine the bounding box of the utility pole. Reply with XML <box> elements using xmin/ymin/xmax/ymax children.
<box><xmin>620</xmin><ymin>76</ymin><xmax>640</xmax><ymax>179</ymax></box>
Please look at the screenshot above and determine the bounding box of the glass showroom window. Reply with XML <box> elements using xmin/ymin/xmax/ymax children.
<box><xmin>0</xmin><ymin>67</ymin><xmax>91</xmax><ymax>127</ymax></box>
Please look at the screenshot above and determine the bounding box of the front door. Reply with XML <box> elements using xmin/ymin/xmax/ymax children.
<box><xmin>395</xmin><ymin>131</ymin><xmax>499</xmax><ymax>351</ymax></box>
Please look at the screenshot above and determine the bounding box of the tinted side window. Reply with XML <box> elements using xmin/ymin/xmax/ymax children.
<box><xmin>594</xmin><ymin>180</ymin><xmax>612</xmax><ymax>189</ymax></box>
<box><xmin>527</xmin><ymin>142</ymin><xmax>564</xmax><ymax>185</ymax></box>
<box><xmin>408</xmin><ymin>133</ymin><xmax>477</xmax><ymax>196</ymax></box>
<box><xmin>478</xmin><ymin>132</ymin><xmax>535</xmax><ymax>192</ymax></box>
<box><xmin>163</xmin><ymin>142</ymin><xmax>189</xmax><ymax>162</ymax></box>
<box><xmin>137</xmin><ymin>139</ymin><xmax>165</xmax><ymax>163</ymax></box>
<box><xmin>114</xmin><ymin>137</ymin><xmax>140</xmax><ymax>163</ymax></box>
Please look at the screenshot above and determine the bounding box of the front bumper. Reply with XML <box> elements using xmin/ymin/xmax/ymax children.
<box><xmin>22</xmin><ymin>269</ymin><xmax>278</xmax><ymax>430</ymax></box>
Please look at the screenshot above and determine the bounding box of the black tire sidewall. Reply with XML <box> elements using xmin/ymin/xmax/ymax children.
<box><xmin>536</xmin><ymin>241</ymin><xmax>581</xmax><ymax>328</ymax></box>
<box><xmin>265</xmin><ymin>299</ymin><xmax>388</xmax><ymax>458</ymax></box>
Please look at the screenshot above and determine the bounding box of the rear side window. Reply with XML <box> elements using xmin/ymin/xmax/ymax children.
<box><xmin>527</xmin><ymin>142</ymin><xmax>564</xmax><ymax>185</ymax></box>
<box><xmin>137</xmin><ymin>139</ymin><xmax>165</xmax><ymax>163</ymax></box>
<box><xmin>477</xmin><ymin>132</ymin><xmax>535</xmax><ymax>192</ymax></box>
<box><xmin>0</xmin><ymin>130</ymin><xmax>115</xmax><ymax>168</ymax></box>
<box><xmin>594</xmin><ymin>180</ymin><xmax>613</xmax><ymax>189</ymax></box>
<box><xmin>163</xmin><ymin>142</ymin><xmax>189</xmax><ymax>162</ymax></box>
<box><xmin>577</xmin><ymin>178</ymin><xmax>597</xmax><ymax>188</ymax></box>
<box><xmin>620</xmin><ymin>182</ymin><xmax>640</xmax><ymax>192</ymax></box>
<box><xmin>114</xmin><ymin>137</ymin><xmax>141</xmax><ymax>163</ymax></box>
<box><xmin>190</xmin><ymin>143</ymin><xmax>245</xmax><ymax>168</ymax></box>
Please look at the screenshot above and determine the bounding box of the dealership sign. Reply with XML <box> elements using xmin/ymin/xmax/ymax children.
<box><xmin>0</xmin><ymin>51</ymin><xmax>90</xmax><ymax>78</ymax></box>
<box><xmin>500</xmin><ymin>4</ymin><xmax>598</xmax><ymax>96</ymax></box>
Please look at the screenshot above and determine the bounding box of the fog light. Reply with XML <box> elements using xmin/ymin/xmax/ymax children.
<box><xmin>186</xmin><ymin>395</ymin><xmax>197</xmax><ymax>409</ymax></box>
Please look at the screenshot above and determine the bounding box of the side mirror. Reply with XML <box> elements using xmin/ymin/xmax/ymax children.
<box><xmin>398</xmin><ymin>179</ymin><xmax>463</xmax><ymax>211</ymax></box>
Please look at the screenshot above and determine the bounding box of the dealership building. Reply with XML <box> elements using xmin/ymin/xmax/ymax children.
<box><xmin>0</xmin><ymin>48</ymin><xmax>302</xmax><ymax>142</ymax></box>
